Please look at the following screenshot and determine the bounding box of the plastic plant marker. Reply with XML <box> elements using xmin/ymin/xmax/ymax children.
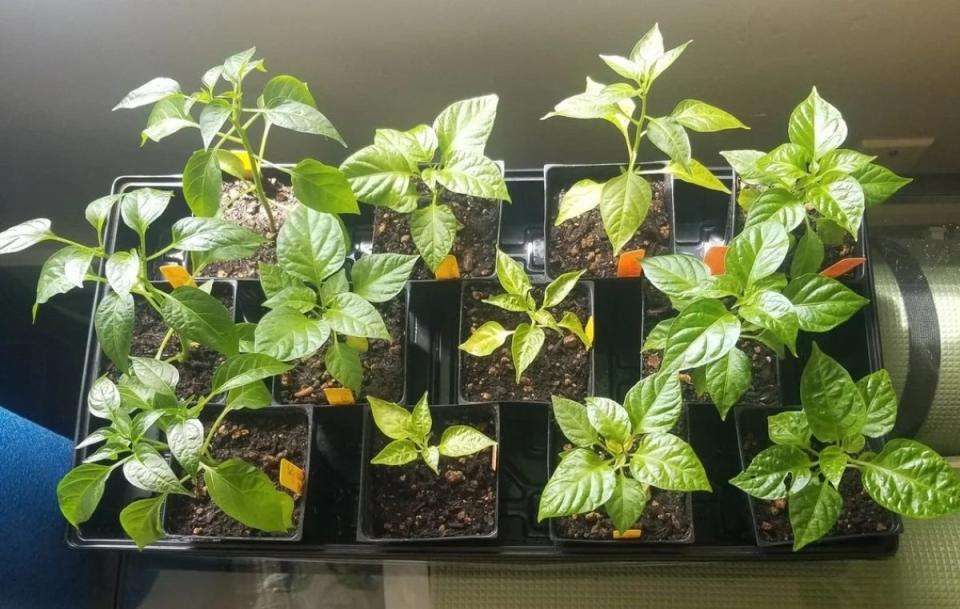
<box><xmin>434</xmin><ymin>254</ymin><xmax>461</xmax><ymax>280</ymax></box>
<box><xmin>490</xmin><ymin>445</ymin><xmax>499</xmax><ymax>471</ymax></box>
<box><xmin>159</xmin><ymin>264</ymin><xmax>197</xmax><ymax>288</ymax></box>
<box><xmin>230</xmin><ymin>149</ymin><xmax>255</xmax><ymax>179</ymax></box>
<box><xmin>279</xmin><ymin>458</ymin><xmax>305</xmax><ymax>495</ymax></box>
<box><xmin>345</xmin><ymin>336</ymin><xmax>369</xmax><ymax>353</ymax></box>
<box><xmin>613</xmin><ymin>529</ymin><xmax>642</xmax><ymax>540</ymax></box>
<box><xmin>586</xmin><ymin>316</ymin><xmax>595</xmax><ymax>345</ymax></box>
<box><xmin>820</xmin><ymin>257</ymin><xmax>866</xmax><ymax>278</ymax></box>
<box><xmin>704</xmin><ymin>245</ymin><xmax>728</xmax><ymax>275</ymax></box>
<box><xmin>323</xmin><ymin>387</ymin><xmax>356</xmax><ymax>405</ymax></box>
<box><xmin>616</xmin><ymin>249</ymin><xmax>646</xmax><ymax>278</ymax></box>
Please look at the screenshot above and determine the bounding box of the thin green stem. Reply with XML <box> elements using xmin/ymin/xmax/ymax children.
<box><xmin>146</xmin><ymin>243</ymin><xmax>176</xmax><ymax>262</ymax></box>
<box><xmin>155</xmin><ymin>328</ymin><xmax>175</xmax><ymax>359</ymax></box>
<box><xmin>627</xmin><ymin>92</ymin><xmax>649</xmax><ymax>172</ymax></box>
<box><xmin>232</xmin><ymin>98</ymin><xmax>276</xmax><ymax>232</ymax></box>
<box><xmin>201</xmin><ymin>406</ymin><xmax>232</xmax><ymax>457</ymax></box>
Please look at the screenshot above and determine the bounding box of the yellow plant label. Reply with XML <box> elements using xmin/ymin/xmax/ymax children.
<box><xmin>279</xmin><ymin>458</ymin><xmax>305</xmax><ymax>495</ymax></box>
<box><xmin>612</xmin><ymin>529</ymin><xmax>643</xmax><ymax>540</ymax></box>
<box><xmin>585</xmin><ymin>316</ymin><xmax>595</xmax><ymax>347</ymax></box>
<box><xmin>229</xmin><ymin>149</ymin><xmax>255</xmax><ymax>179</ymax></box>
<box><xmin>434</xmin><ymin>255</ymin><xmax>461</xmax><ymax>280</ymax></box>
<box><xmin>159</xmin><ymin>264</ymin><xmax>197</xmax><ymax>288</ymax></box>
<box><xmin>323</xmin><ymin>387</ymin><xmax>356</xmax><ymax>406</ymax></box>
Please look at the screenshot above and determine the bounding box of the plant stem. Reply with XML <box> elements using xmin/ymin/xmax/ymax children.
<box><xmin>230</xmin><ymin>81</ymin><xmax>276</xmax><ymax>233</ymax></box>
<box><xmin>627</xmin><ymin>91</ymin><xmax>649</xmax><ymax>172</ymax></box>
<box><xmin>155</xmin><ymin>328</ymin><xmax>175</xmax><ymax>359</ymax></box>
<box><xmin>201</xmin><ymin>406</ymin><xmax>232</xmax><ymax>457</ymax></box>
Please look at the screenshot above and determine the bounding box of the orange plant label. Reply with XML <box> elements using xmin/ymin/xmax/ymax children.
<box><xmin>820</xmin><ymin>257</ymin><xmax>866</xmax><ymax>278</ymax></box>
<box><xmin>279</xmin><ymin>458</ymin><xmax>305</xmax><ymax>495</ymax></box>
<box><xmin>323</xmin><ymin>387</ymin><xmax>356</xmax><ymax>406</ymax></box>
<box><xmin>616</xmin><ymin>249</ymin><xmax>646</xmax><ymax>278</ymax></box>
<box><xmin>434</xmin><ymin>255</ymin><xmax>461</xmax><ymax>280</ymax></box>
<box><xmin>612</xmin><ymin>529</ymin><xmax>643</xmax><ymax>540</ymax></box>
<box><xmin>704</xmin><ymin>245</ymin><xmax>728</xmax><ymax>276</ymax></box>
<box><xmin>159</xmin><ymin>264</ymin><xmax>196</xmax><ymax>288</ymax></box>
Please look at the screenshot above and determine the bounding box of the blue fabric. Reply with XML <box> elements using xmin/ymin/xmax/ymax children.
<box><xmin>0</xmin><ymin>407</ymin><xmax>94</xmax><ymax>609</ymax></box>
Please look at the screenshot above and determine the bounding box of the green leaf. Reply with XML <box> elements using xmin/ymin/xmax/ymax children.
<box><xmin>725</xmin><ymin>221</ymin><xmax>790</xmax><ymax>288</ymax></box>
<box><xmin>647</xmin><ymin>116</ymin><xmax>691</xmax><ymax>169</ymax></box>
<box><xmin>857</xmin><ymin>369</ymin><xmax>898</xmax><ymax>438</ymax></box>
<box><xmin>665</xmin><ymin>159</ymin><xmax>731</xmax><ymax>194</ymax></box>
<box><xmin>410</xmin><ymin>392</ymin><xmax>432</xmax><ymax>440</ymax></box>
<box><xmin>171</xmin><ymin>217</ymin><xmax>263</xmax><ymax>252</ymax></box>
<box><xmin>438</xmin><ymin>425</ymin><xmax>496</xmax><ymax>457</ymax></box>
<box><xmin>198</xmin><ymin>101</ymin><xmax>230</xmax><ymax>150</ymax></box>
<box><xmin>371</xmin><ymin>439</ymin><xmax>419</xmax><ymax>466</ymax></box>
<box><xmin>95</xmin><ymin>292</ymin><xmax>134</xmax><ymax>373</ymax></box>
<box><xmin>161</xmin><ymin>286</ymin><xmax>239</xmax><ymax>356</ymax></box>
<box><xmin>277</xmin><ymin>206</ymin><xmax>346</xmax><ymax>285</ymax></box>
<box><xmin>671</xmin><ymin>99</ymin><xmax>748</xmax><ymax>132</ymax></box>
<box><xmin>86</xmin><ymin>196</ymin><xmax>124</xmax><ymax>236</ymax></box>
<box><xmin>729</xmin><ymin>444</ymin><xmax>813</xmax><ymax>500</ymax></box>
<box><xmin>291</xmin><ymin>159</ymin><xmax>358</xmax><ymax>214</ymax></box>
<box><xmin>599</xmin><ymin>170</ymin><xmax>651</xmax><ymax>254</ymax></box>
<box><xmin>789</xmin><ymin>479</ymin><xmax>843</xmax><ymax>550</ymax></box>
<box><xmin>140</xmin><ymin>96</ymin><xmax>196</xmax><ymax>144</ymax></box>
<box><xmin>339</xmin><ymin>144</ymin><xmax>415</xmax><ymax>207</ymax></box>
<box><xmin>649</xmin><ymin>41</ymin><xmax>690</xmax><ymax>80</ymax></box>
<box><xmin>57</xmin><ymin>463</ymin><xmax>113</xmax><ymax>527</ymax></box>
<box><xmin>543</xmin><ymin>79</ymin><xmax>633</xmax><ymax>123</ymax></box>
<box><xmin>599</xmin><ymin>54</ymin><xmax>643</xmax><ymax>82</ymax></box>
<box><xmin>740</xmin><ymin>290</ymin><xmax>799</xmax><ymax>355</ymax></box>
<box><xmin>641</xmin><ymin>317</ymin><xmax>674</xmax><ymax>351</ymax></box>
<box><xmin>816</xmin><ymin>218</ymin><xmax>847</xmax><ymax>246</ymax></box>
<box><xmin>511</xmin><ymin>322</ymin><xmax>545</xmax><ymax>383</ymax></box>
<box><xmin>605</xmin><ymin>475</ymin><xmax>648</xmax><ymax>533</ymax></box>
<box><xmin>460</xmin><ymin>320</ymin><xmax>513</xmax><ymax>356</ymax></box>
<box><xmin>819</xmin><ymin>445</ymin><xmax>848</xmax><ymax>488</ymax></box>
<box><xmin>120</xmin><ymin>495</ymin><xmax>166</xmax><ymax>549</ymax></box>
<box><xmin>800</xmin><ymin>343</ymin><xmax>867</xmax><ymax>442</ymax></box>
<box><xmin>433</xmin><ymin>94</ymin><xmax>498</xmax><ymax>161</ymax></box>
<box><xmin>494</xmin><ymin>248</ymin><xmax>531</xmax><ymax>297</ymax></box>
<box><xmin>809</xmin><ymin>174</ymin><xmax>865</xmax><ymax>236</ymax></box>
<box><xmin>435</xmin><ymin>151</ymin><xmax>510</xmax><ymax>202</ymax></box>
<box><xmin>212</xmin><ymin>353</ymin><xmax>292</xmax><ymax>394</ymax></box>
<box><xmin>630</xmin><ymin>23</ymin><xmax>664</xmax><ymax>67</ymax></box>
<box><xmin>351</xmin><ymin>253</ymin><xmax>418</xmax><ymax>303</ymax></box>
<box><xmin>261</xmin><ymin>75</ymin><xmax>316</xmax><ymax>108</ymax></box>
<box><xmin>374</xmin><ymin>124</ymin><xmax>438</xmax><ymax>163</ymax></box>
<box><xmin>369</xmin><ymin>396</ymin><xmax>413</xmax><ymax>440</ymax></box>
<box><xmin>861</xmin><ymin>438</ymin><xmax>960</xmax><ymax>518</ymax></box>
<box><xmin>203</xmin><ymin>459</ymin><xmax>294</xmax><ymax>533</ymax></box>
<box><xmin>551</xmin><ymin>395</ymin><xmax>597</xmax><ymax>448</ymax></box>
<box><xmin>122</xmin><ymin>446</ymin><xmax>190</xmax><ymax>495</ymax></box>
<box><xmin>104</xmin><ymin>250</ymin><xmax>140</xmax><ymax>297</ymax></box>
<box><xmin>130</xmin><ymin>357</ymin><xmax>179</xmax><ymax>398</ymax></box>
<box><xmin>555</xmin><ymin>179</ymin><xmax>603</xmax><ymax>225</ymax></box>
<box><xmin>538</xmin><ymin>448</ymin><xmax>616</xmax><ymax>521</ymax></box>
<box><xmin>324</xmin><ymin>292</ymin><xmax>390</xmax><ymax>340</ymax></box>
<box><xmin>783</xmin><ymin>274</ymin><xmax>868</xmax><ymax>332</ymax></box>
<box><xmin>262</xmin><ymin>285</ymin><xmax>317</xmax><ymax>314</ymax></box>
<box><xmin>788</xmin><ymin>87</ymin><xmax>847</xmax><ymax>160</ymax></box>
<box><xmin>852</xmin><ymin>163</ymin><xmax>912</xmax><ymax>207</ymax></box>
<box><xmin>756</xmin><ymin>144</ymin><xmax>809</xmax><ymax>183</ymax></box>
<box><xmin>744</xmin><ymin>189</ymin><xmax>805</xmax><ymax>232</ymax></box>
<box><xmin>558</xmin><ymin>311</ymin><xmax>593</xmax><ymax>349</ymax></box>
<box><xmin>705</xmin><ymin>347</ymin><xmax>752</xmax><ymax>419</ymax></box>
<box><xmin>409</xmin><ymin>203</ymin><xmax>459</xmax><ymax>273</ymax></box>
<box><xmin>35</xmin><ymin>246</ymin><xmax>94</xmax><ymax>311</ymax></box>
<box><xmin>629</xmin><ymin>433</ymin><xmax>711</xmax><ymax>491</ymax></box>
<box><xmin>662</xmin><ymin>299</ymin><xmax>740</xmax><ymax>372</ymax></box>
<box><xmin>113</xmin><ymin>77</ymin><xmax>180</xmax><ymax>110</ymax></box>
<box><xmin>0</xmin><ymin>218</ymin><xmax>53</xmax><ymax>254</ymax></box>
<box><xmin>719</xmin><ymin>150</ymin><xmax>767</xmax><ymax>182</ymax></box>
<box><xmin>623</xmin><ymin>372</ymin><xmax>682</xmax><ymax>433</ymax></box>
<box><xmin>120</xmin><ymin>188</ymin><xmax>173</xmax><ymax>235</ymax></box>
<box><xmin>264</xmin><ymin>101</ymin><xmax>345</xmax><ymax>145</ymax></box>
<box><xmin>584</xmin><ymin>397</ymin><xmax>631</xmax><ymax>444</ymax></box>
<box><xmin>767</xmin><ymin>410</ymin><xmax>812</xmax><ymax>448</ymax></box>
<box><xmin>226</xmin><ymin>379</ymin><xmax>272</xmax><ymax>409</ymax></box>
<box><xmin>167</xmin><ymin>418</ymin><xmax>204</xmax><ymax>475</ymax></box>
<box><xmin>790</xmin><ymin>230</ymin><xmax>825</xmax><ymax>279</ymax></box>
<box><xmin>641</xmin><ymin>254</ymin><xmax>710</xmax><ymax>299</ymax></box>
<box><xmin>254</xmin><ymin>306</ymin><xmax>330</xmax><ymax>361</ymax></box>
<box><xmin>259</xmin><ymin>263</ymin><xmax>304</xmax><ymax>299</ymax></box>
<box><xmin>819</xmin><ymin>148</ymin><xmax>875</xmax><ymax>174</ymax></box>
<box><xmin>325</xmin><ymin>340</ymin><xmax>362</xmax><ymax>392</ymax></box>
<box><xmin>543</xmin><ymin>270</ymin><xmax>583</xmax><ymax>309</ymax></box>
<box><xmin>483</xmin><ymin>294</ymin><xmax>530</xmax><ymax>313</ymax></box>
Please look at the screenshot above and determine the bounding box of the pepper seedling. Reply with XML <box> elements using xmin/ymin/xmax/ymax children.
<box><xmin>252</xmin><ymin>206</ymin><xmax>416</xmax><ymax>395</ymax></box>
<box><xmin>722</xmin><ymin>87</ymin><xmax>911</xmax><ymax>277</ymax></box>
<box><xmin>340</xmin><ymin>95</ymin><xmax>511</xmax><ymax>273</ymax></box>
<box><xmin>368</xmin><ymin>392</ymin><xmax>496</xmax><ymax>474</ymax></box>
<box><xmin>641</xmin><ymin>220</ymin><xmax>868</xmax><ymax>418</ymax></box>
<box><xmin>544</xmin><ymin>23</ymin><xmax>748</xmax><ymax>254</ymax></box>
<box><xmin>57</xmin><ymin>351</ymin><xmax>297</xmax><ymax>549</ymax></box>
<box><xmin>538</xmin><ymin>373</ymin><xmax>711</xmax><ymax>534</ymax></box>
<box><xmin>459</xmin><ymin>249</ymin><xmax>593</xmax><ymax>383</ymax></box>
<box><xmin>731</xmin><ymin>344</ymin><xmax>960</xmax><ymax>550</ymax></box>
<box><xmin>114</xmin><ymin>47</ymin><xmax>356</xmax><ymax>233</ymax></box>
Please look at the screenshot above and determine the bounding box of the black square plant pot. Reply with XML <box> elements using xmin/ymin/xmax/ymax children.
<box><xmin>272</xmin><ymin>285</ymin><xmax>411</xmax><ymax>407</ymax></box>
<box><xmin>356</xmin><ymin>402</ymin><xmax>501</xmax><ymax>543</ymax></box>
<box><xmin>545</xmin><ymin>408</ymin><xmax>695</xmax><ymax>545</ymax></box>
<box><xmin>543</xmin><ymin>163</ymin><xmax>676</xmax><ymax>280</ymax></box>
<box><xmin>162</xmin><ymin>405</ymin><xmax>314</xmax><ymax>543</ymax></box>
<box><xmin>457</xmin><ymin>279</ymin><xmax>596</xmax><ymax>404</ymax></box>
<box><xmin>733</xmin><ymin>406</ymin><xmax>902</xmax><ymax>549</ymax></box>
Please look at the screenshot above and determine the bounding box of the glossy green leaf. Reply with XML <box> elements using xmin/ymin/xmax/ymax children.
<box><xmin>212</xmin><ymin>353</ymin><xmax>291</xmax><ymax>394</ymax></box>
<box><xmin>0</xmin><ymin>218</ymin><xmax>53</xmax><ymax>254</ymax></box>
<box><xmin>95</xmin><ymin>292</ymin><xmax>134</xmax><ymax>373</ymax></box>
<box><xmin>629</xmin><ymin>433</ymin><xmax>711</xmax><ymax>491</ymax></box>
<box><xmin>113</xmin><ymin>77</ymin><xmax>181</xmax><ymax>110</ymax></box>
<box><xmin>225</xmin><ymin>379</ymin><xmax>272</xmax><ymax>409</ymax></box>
<box><xmin>809</xmin><ymin>174</ymin><xmax>865</xmax><ymax>236</ymax></box>
<box><xmin>729</xmin><ymin>444</ymin><xmax>812</xmax><ymax>500</ymax></box>
<box><xmin>719</xmin><ymin>150</ymin><xmax>767</xmax><ymax>182</ymax></box>
<box><xmin>790</xmin><ymin>230</ymin><xmax>825</xmax><ymax>279</ymax></box>
<box><xmin>161</xmin><ymin>286</ymin><xmax>238</xmax><ymax>356</ymax></box>
<box><xmin>167</xmin><ymin>418</ymin><xmax>204</xmax><ymax>475</ymax></box>
<box><xmin>756</xmin><ymin>143</ymin><xmax>809</xmax><ymax>183</ymax></box>
<box><xmin>725</xmin><ymin>221</ymin><xmax>790</xmax><ymax>288</ymax></box>
<box><xmin>254</xmin><ymin>306</ymin><xmax>330</xmax><ymax>361</ymax></box>
<box><xmin>374</xmin><ymin>124</ymin><xmax>438</xmax><ymax>163</ymax></box>
<box><xmin>647</xmin><ymin>116</ymin><xmax>691</xmax><ymax>169</ymax></box>
<box><xmin>435</xmin><ymin>151</ymin><xmax>510</xmax><ymax>202</ymax></box>
<box><xmin>324</xmin><ymin>292</ymin><xmax>390</xmax><ymax>340</ymax></box>
<box><xmin>671</xmin><ymin>99</ymin><xmax>748</xmax><ymax>132</ymax></box>
<box><xmin>262</xmin><ymin>75</ymin><xmax>316</xmax><ymax>108</ymax></box>
<box><xmin>277</xmin><ymin>206</ymin><xmax>346</xmax><ymax>285</ymax></box>
<box><xmin>339</xmin><ymin>144</ymin><xmax>415</xmax><ymax>207</ymax></box>
<box><xmin>599</xmin><ymin>170</ymin><xmax>651</xmax><ymax>254</ymax></box>
<box><xmin>551</xmin><ymin>395</ymin><xmax>597</xmax><ymax>448</ymax></box>
<box><xmin>325</xmin><ymin>340</ymin><xmax>363</xmax><ymax>392</ymax></box>
<box><xmin>85</xmin><ymin>197</ymin><xmax>123</xmax><ymax>235</ymax></box>
<box><xmin>351</xmin><ymin>253</ymin><xmax>417</xmax><ymax>303</ymax></box>
<box><xmin>852</xmin><ymin>163</ymin><xmax>912</xmax><ymax>207</ymax></box>
<box><xmin>122</xmin><ymin>446</ymin><xmax>189</xmax><ymax>495</ymax></box>
<box><xmin>198</xmin><ymin>101</ymin><xmax>230</xmax><ymax>150</ymax></box>
<box><xmin>120</xmin><ymin>188</ymin><xmax>173</xmax><ymax>235</ymax></box>
<box><xmin>409</xmin><ymin>203</ymin><xmax>459</xmax><ymax>272</ymax></box>
<box><xmin>705</xmin><ymin>347</ymin><xmax>752</xmax><ymax>419</ymax></box>
<box><xmin>104</xmin><ymin>250</ymin><xmax>140</xmax><ymax>297</ymax></box>
<box><xmin>371</xmin><ymin>439</ymin><xmax>419</xmax><ymax>466</ymax></box>
<box><xmin>203</xmin><ymin>459</ymin><xmax>294</xmax><ymax>533</ymax></box>
<box><xmin>409</xmin><ymin>392</ymin><xmax>431</xmax><ymax>440</ymax></box>
<box><xmin>264</xmin><ymin>101</ymin><xmax>345</xmax><ymax>145</ymax></box>
<box><xmin>641</xmin><ymin>317</ymin><xmax>674</xmax><ymax>352</ymax></box>
<box><xmin>171</xmin><ymin>217</ymin><xmax>263</xmax><ymax>254</ymax></box>
<box><xmin>819</xmin><ymin>445</ymin><xmax>848</xmax><ymax>488</ymax></box>
<box><xmin>120</xmin><ymin>495</ymin><xmax>166</xmax><ymax>549</ymax></box>
<box><xmin>740</xmin><ymin>290</ymin><xmax>799</xmax><ymax>355</ymax></box>
<box><xmin>800</xmin><ymin>343</ymin><xmax>866</xmax><ymax>442</ymax></box>
<box><xmin>510</xmin><ymin>322</ymin><xmax>545</xmax><ymax>383</ymax></box>
<box><xmin>459</xmin><ymin>320</ymin><xmax>513</xmax><ymax>356</ymax></box>
<box><xmin>543</xmin><ymin>270</ymin><xmax>583</xmax><ymax>309</ymax></box>
<box><xmin>433</xmin><ymin>95</ymin><xmax>498</xmax><ymax>161</ymax></box>
<box><xmin>584</xmin><ymin>397</ymin><xmax>631</xmax><ymax>444</ymax></box>
<box><xmin>369</xmin><ymin>396</ymin><xmax>413</xmax><ymax>440</ymax></box>
<box><xmin>34</xmin><ymin>245</ymin><xmax>94</xmax><ymax>316</ymax></box>
<box><xmin>662</xmin><ymin>299</ymin><xmax>740</xmax><ymax>372</ymax></box>
<box><xmin>438</xmin><ymin>425</ymin><xmax>496</xmax><ymax>457</ymax></box>
<box><xmin>641</xmin><ymin>254</ymin><xmax>710</xmax><ymax>299</ymax></box>
<box><xmin>140</xmin><ymin>96</ymin><xmax>196</xmax><ymax>144</ymax></box>
<box><xmin>744</xmin><ymin>189</ymin><xmax>805</xmax><ymax>231</ymax></box>
<box><xmin>538</xmin><ymin>448</ymin><xmax>616</xmax><ymax>521</ymax></box>
<box><xmin>857</xmin><ymin>369</ymin><xmax>898</xmax><ymax>438</ymax></box>
<box><xmin>557</xmin><ymin>311</ymin><xmax>593</xmax><ymax>349</ymax></box>
<box><xmin>860</xmin><ymin>438</ymin><xmax>960</xmax><ymax>518</ymax></box>
<box><xmin>819</xmin><ymin>148</ymin><xmax>875</xmax><ymax>174</ymax></box>
<box><xmin>57</xmin><ymin>463</ymin><xmax>113</xmax><ymax>527</ymax></box>
<box><xmin>630</xmin><ymin>23</ymin><xmax>664</xmax><ymax>67</ymax></box>
<box><xmin>495</xmin><ymin>248</ymin><xmax>531</xmax><ymax>296</ymax></box>
<box><xmin>789</xmin><ymin>479</ymin><xmax>842</xmax><ymax>550</ymax></box>
<box><xmin>782</xmin><ymin>274</ymin><xmax>868</xmax><ymax>332</ymax></box>
<box><xmin>788</xmin><ymin>87</ymin><xmax>847</xmax><ymax>160</ymax></box>
<box><xmin>291</xmin><ymin>159</ymin><xmax>358</xmax><ymax>214</ymax></box>
<box><xmin>622</xmin><ymin>372</ymin><xmax>682</xmax><ymax>433</ymax></box>
<box><xmin>767</xmin><ymin>410</ymin><xmax>812</xmax><ymax>448</ymax></box>
<box><xmin>605</xmin><ymin>475</ymin><xmax>647</xmax><ymax>533</ymax></box>
<box><xmin>665</xmin><ymin>159</ymin><xmax>730</xmax><ymax>194</ymax></box>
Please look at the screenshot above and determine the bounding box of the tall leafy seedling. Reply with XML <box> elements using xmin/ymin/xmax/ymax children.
<box><xmin>341</xmin><ymin>95</ymin><xmax>510</xmax><ymax>273</ymax></box>
<box><xmin>544</xmin><ymin>24</ymin><xmax>748</xmax><ymax>254</ymax></box>
<box><xmin>115</xmin><ymin>47</ymin><xmax>356</xmax><ymax>233</ymax></box>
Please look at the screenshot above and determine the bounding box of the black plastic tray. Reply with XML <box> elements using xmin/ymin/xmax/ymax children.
<box><xmin>65</xmin><ymin>169</ymin><xmax>897</xmax><ymax>560</ymax></box>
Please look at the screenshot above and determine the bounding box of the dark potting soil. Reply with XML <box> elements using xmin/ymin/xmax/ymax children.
<box><xmin>548</xmin><ymin>179</ymin><xmax>670</xmax><ymax>278</ymax></box>
<box><xmin>460</xmin><ymin>285</ymin><xmax>591</xmax><ymax>402</ymax></box>
<box><xmin>103</xmin><ymin>289</ymin><xmax>234</xmax><ymax>402</ymax></box>
<box><xmin>278</xmin><ymin>297</ymin><xmax>406</xmax><ymax>404</ymax></box>
<box><xmin>164</xmin><ymin>409</ymin><xmax>308</xmax><ymax>538</ymax></box>
<box><xmin>372</xmin><ymin>187</ymin><xmax>500</xmax><ymax>279</ymax></box>
<box><xmin>367</xmin><ymin>407</ymin><xmax>497</xmax><ymax>539</ymax></box>
<box><xmin>820</xmin><ymin>232</ymin><xmax>861</xmax><ymax>272</ymax></box>
<box><xmin>202</xmin><ymin>178</ymin><xmax>300</xmax><ymax>278</ymax></box>
<box><xmin>555</xmin><ymin>488</ymin><xmax>691</xmax><ymax>542</ymax></box>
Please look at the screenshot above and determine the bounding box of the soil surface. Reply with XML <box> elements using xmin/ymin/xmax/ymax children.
<box><xmin>820</xmin><ymin>232</ymin><xmax>861</xmax><ymax>273</ymax></box>
<box><xmin>103</xmin><ymin>287</ymin><xmax>233</xmax><ymax>402</ymax></box>
<box><xmin>202</xmin><ymin>178</ymin><xmax>300</xmax><ymax>278</ymax></box>
<box><xmin>278</xmin><ymin>297</ymin><xmax>406</xmax><ymax>404</ymax></box>
<box><xmin>165</xmin><ymin>409</ymin><xmax>308</xmax><ymax>538</ymax></box>
<box><xmin>555</xmin><ymin>488</ymin><xmax>691</xmax><ymax>542</ymax></box>
<box><xmin>367</xmin><ymin>406</ymin><xmax>497</xmax><ymax>539</ymax></box>
<box><xmin>460</xmin><ymin>284</ymin><xmax>591</xmax><ymax>402</ymax></box>
<box><xmin>372</xmin><ymin>185</ymin><xmax>501</xmax><ymax>279</ymax></box>
<box><xmin>548</xmin><ymin>179</ymin><xmax>670</xmax><ymax>278</ymax></box>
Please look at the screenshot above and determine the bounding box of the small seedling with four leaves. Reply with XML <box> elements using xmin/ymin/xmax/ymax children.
<box><xmin>538</xmin><ymin>373</ymin><xmax>711</xmax><ymax>535</ymax></box>
<box><xmin>369</xmin><ymin>392</ymin><xmax>497</xmax><ymax>474</ymax></box>
<box><xmin>341</xmin><ymin>95</ymin><xmax>510</xmax><ymax>274</ymax></box>
<box><xmin>731</xmin><ymin>344</ymin><xmax>960</xmax><ymax>550</ymax></box>
<box><xmin>459</xmin><ymin>249</ymin><xmax>593</xmax><ymax>382</ymax></box>
<box><xmin>544</xmin><ymin>23</ymin><xmax>748</xmax><ymax>254</ymax></box>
